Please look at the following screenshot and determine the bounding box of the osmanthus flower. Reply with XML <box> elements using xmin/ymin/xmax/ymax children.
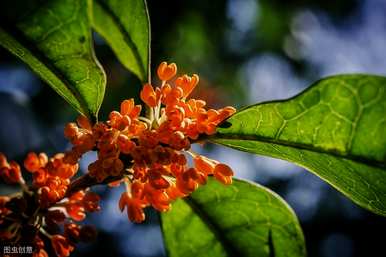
<box><xmin>0</xmin><ymin>153</ymin><xmax>101</xmax><ymax>257</ymax></box>
<box><xmin>0</xmin><ymin>153</ymin><xmax>24</xmax><ymax>185</ymax></box>
<box><xmin>0</xmin><ymin>62</ymin><xmax>236</xmax><ymax>256</ymax></box>
<box><xmin>24</xmin><ymin>152</ymin><xmax>79</xmax><ymax>208</ymax></box>
<box><xmin>64</xmin><ymin>62</ymin><xmax>236</xmax><ymax>223</ymax></box>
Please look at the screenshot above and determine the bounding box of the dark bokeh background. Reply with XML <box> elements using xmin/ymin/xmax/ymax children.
<box><xmin>1</xmin><ymin>0</ymin><xmax>386</xmax><ymax>256</ymax></box>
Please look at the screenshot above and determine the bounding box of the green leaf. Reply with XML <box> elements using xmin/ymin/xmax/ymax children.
<box><xmin>0</xmin><ymin>0</ymin><xmax>106</xmax><ymax>119</ymax></box>
<box><xmin>211</xmin><ymin>74</ymin><xmax>386</xmax><ymax>216</ymax></box>
<box><xmin>161</xmin><ymin>178</ymin><xmax>306</xmax><ymax>257</ymax></box>
<box><xmin>91</xmin><ymin>0</ymin><xmax>150</xmax><ymax>82</ymax></box>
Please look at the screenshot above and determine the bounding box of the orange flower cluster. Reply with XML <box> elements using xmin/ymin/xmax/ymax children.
<box><xmin>0</xmin><ymin>153</ymin><xmax>23</xmax><ymax>184</ymax></box>
<box><xmin>64</xmin><ymin>190</ymin><xmax>101</xmax><ymax>221</ymax></box>
<box><xmin>0</xmin><ymin>61</ymin><xmax>236</xmax><ymax>256</ymax></box>
<box><xmin>31</xmin><ymin>218</ymin><xmax>97</xmax><ymax>257</ymax></box>
<box><xmin>63</xmin><ymin>62</ymin><xmax>236</xmax><ymax>223</ymax></box>
<box><xmin>0</xmin><ymin>153</ymin><xmax>100</xmax><ymax>257</ymax></box>
<box><xmin>39</xmin><ymin>191</ymin><xmax>100</xmax><ymax>257</ymax></box>
<box><xmin>24</xmin><ymin>152</ymin><xmax>79</xmax><ymax>208</ymax></box>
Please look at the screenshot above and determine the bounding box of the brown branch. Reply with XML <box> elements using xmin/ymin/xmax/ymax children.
<box><xmin>65</xmin><ymin>154</ymin><xmax>133</xmax><ymax>197</ymax></box>
<box><xmin>65</xmin><ymin>174</ymin><xmax>123</xmax><ymax>197</ymax></box>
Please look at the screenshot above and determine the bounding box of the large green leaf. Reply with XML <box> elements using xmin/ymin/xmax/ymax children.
<box><xmin>211</xmin><ymin>74</ymin><xmax>386</xmax><ymax>216</ymax></box>
<box><xmin>161</xmin><ymin>178</ymin><xmax>306</xmax><ymax>257</ymax></box>
<box><xmin>91</xmin><ymin>0</ymin><xmax>150</xmax><ymax>82</ymax></box>
<box><xmin>0</xmin><ymin>0</ymin><xmax>106</xmax><ymax>119</ymax></box>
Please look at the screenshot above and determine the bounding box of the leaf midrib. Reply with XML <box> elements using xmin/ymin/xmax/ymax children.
<box><xmin>209</xmin><ymin>133</ymin><xmax>385</xmax><ymax>169</ymax></box>
<box><xmin>94</xmin><ymin>0</ymin><xmax>147</xmax><ymax>81</ymax></box>
<box><xmin>183</xmin><ymin>197</ymin><xmax>241</xmax><ymax>257</ymax></box>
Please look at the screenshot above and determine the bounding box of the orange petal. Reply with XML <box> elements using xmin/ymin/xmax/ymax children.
<box><xmin>194</xmin><ymin>156</ymin><xmax>216</xmax><ymax>175</ymax></box>
<box><xmin>51</xmin><ymin>235</ymin><xmax>74</xmax><ymax>257</ymax></box>
<box><xmin>77</xmin><ymin>115</ymin><xmax>92</xmax><ymax>130</ymax></box>
<box><xmin>24</xmin><ymin>152</ymin><xmax>41</xmax><ymax>172</ymax></box>
<box><xmin>214</xmin><ymin>173</ymin><xmax>233</xmax><ymax>185</ymax></box>
<box><xmin>120</xmin><ymin>99</ymin><xmax>134</xmax><ymax>115</ymax></box>
<box><xmin>127</xmin><ymin>202</ymin><xmax>145</xmax><ymax>223</ymax></box>
<box><xmin>157</xmin><ymin>62</ymin><xmax>177</xmax><ymax>81</ymax></box>
<box><xmin>119</xmin><ymin>192</ymin><xmax>130</xmax><ymax>212</ymax></box>
<box><xmin>214</xmin><ymin>163</ymin><xmax>234</xmax><ymax>176</ymax></box>
<box><xmin>64</xmin><ymin>123</ymin><xmax>78</xmax><ymax>139</ymax></box>
<box><xmin>140</xmin><ymin>83</ymin><xmax>158</xmax><ymax>107</ymax></box>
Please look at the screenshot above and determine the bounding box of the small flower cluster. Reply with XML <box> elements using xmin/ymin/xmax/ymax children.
<box><xmin>24</xmin><ymin>153</ymin><xmax>78</xmax><ymax>208</ymax></box>
<box><xmin>0</xmin><ymin>153</ymin><xmax>100</xmax><ymax>257</ymax></box>
<box><xmin>0</xmin><ymin>153</ymin><xmax>23</xmax><ymax>185</ymax></box>
<box><xmin>64</xmin><ymin>62</ymin><xmax>236</xmax><ymax>223</ymax></box>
